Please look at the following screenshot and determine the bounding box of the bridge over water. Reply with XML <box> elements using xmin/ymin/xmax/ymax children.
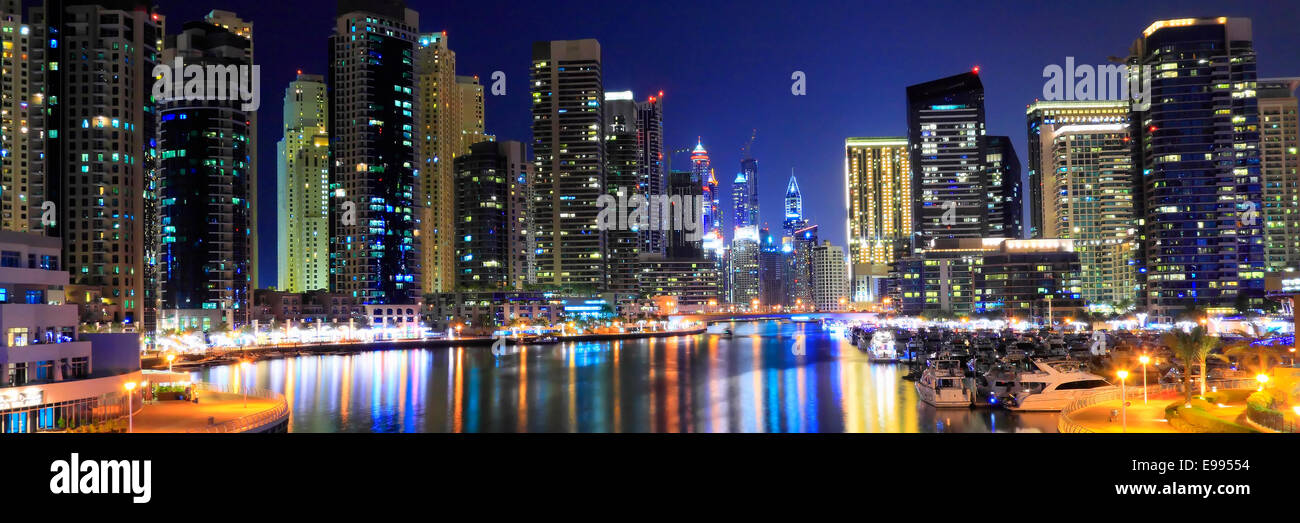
<box><xmin>669</xmin><ymin>312</ymin><xmax>880</xmax><ymax>326</ymax></box>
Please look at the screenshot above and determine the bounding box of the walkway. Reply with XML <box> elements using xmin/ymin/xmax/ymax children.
<box><xmin>130</xmin><ymin>391</ymin><xmax>281</xmax><ymax>433</ymax></box>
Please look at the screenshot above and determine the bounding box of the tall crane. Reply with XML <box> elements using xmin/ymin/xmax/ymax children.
<box><xmin>741</xmin><ymin>128</ymin><xmax>758</xmax><ymax>158</ymax></box>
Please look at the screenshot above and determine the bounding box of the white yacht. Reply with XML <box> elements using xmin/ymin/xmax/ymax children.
<box><xmin>867</xmin><ymin>329</ymin><xmax>899</xmax><ymax>361</ymax></box>
<box><xmin>915</xmin><ymin>357</ymin><xmax>973</xmax><ymax>408</ymax></box>
<box><xmin>1002</xmin><ymin>359</ymin><xmax>1116</xmax><ymax>411</ymax></box>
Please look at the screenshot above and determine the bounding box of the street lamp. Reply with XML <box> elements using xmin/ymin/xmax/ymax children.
<box><xmin>240</xmin><ymin>360</ymin><xmax>252</xmax><ymax>408</ymax></box>
<box><xmin>123</xmin><ymin>381</ymin><xmax>137</xmax><ymax>433</ymax></box>
<box><xmin>1138</xmin><ymin>355</ymin><xmax>1150</xmax><ymax>405</ymax></box>
<box><xmin>1116</xmin><ymin>370</ymin><xmax>1129</xmax><ymax>433</ymax></box>
<box><xmin>166</xmin><ymin>353</ymin><xmax>175</xmax><ymax>373</ymax></box>
<box><xmin>1256</xmin><ymin>373</ymin><xmax>1269</xmax><ymax>392</ymax></box>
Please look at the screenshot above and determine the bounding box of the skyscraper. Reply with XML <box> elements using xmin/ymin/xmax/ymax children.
<box><xmin>788</xmin><ymin>224</ymin><xmax>818</xmax><ymax>308</ymax></box>
<box><xmin>1259</xmin><ymin>78</ymin><xmax>1300</xmax><ymax>273</ymax></box>
<box><xmin>531</xmin><ymin>39</ymin><xmax>604</xmax><ymax>289</ymax></box>
<box><xmin>845</xmin><ymin>137</ymin><xmax>911</xmax><ymax>303</ymax></box>
<box><xmin>740</xmin><ymin>157</ymin><xmax>759</xmax><ymax>227</ymax></box>
<box><xmin>415</xmin><ymin>32</ymin><xmax>491</xmax><ymax>295</ymax></box>
<box><xmin>783</xmin><ymin>174</ymin><xmax>806</xmax><ymax>237</ymax></box>
<box><xmin>1026</xmin><ymin>101</ymin><xmax>1132</xmax><ymax>239</ymax></box>
<box><xmin>637</xmin><ymin>95</ymin><xmax>665</xmax><ymax>254</ymax></box>
<box><xmin>731</xmin><ymin>171</ymin><xmax>748</xmax><ymax>230</ymax></box>
<box><xmin>1042</xmin><ymin>107</ymin><xmax>1138</xmax><ymax>308</ymax></box>
<box><xmin>453</xmin><ymin>141</ymin><xmax>531</xmax><ymax>290</ymax></box>
<box><xmin>811</xmin><ymin>241</ymin><xmax>847</xmax><ymax>312</ymax></box>
<box><xmin>728</xmin><ymin>225</ymin><xmax>760</xmax><ymax>308</ymax></box>
<box><xmin>603</xmin><ymin>90</ymin><xmax>640</xmax><ymax>294</ymax></box>
<box><xmin>1131</xmin><ymin>17</ymin><xmax>1263</xmax><ymax>320</ymax></box>
<box><xmin>277</xmin><ymin>73</ymin><xmax>330</xmax><ymax>293</ymax></box>
<box><xmin>0</xmin><ymin>0</ymin><xmax>34</xmax><ymax>233</ymax></box>
<box><xmin>328</xmin><ymin>0</ymin><xmax>421</xmax><ymax>305</ymax></box>
<box><xmin>158</xmin><ymin>19</ymin><xmax>254</xmax><ymax>329</ymax></box>
<box><xmin>985</xmin><ymin>135</ymin><xmax>1021</xmax><ymax>239</ymax></box>
<box><xmin>204</xmin><ymin>10</ymin><xmax>256</xmax><ymax>289</ymax></box>
<box><xmin>906</xmin><ymin>71</ymin><xmax>987</xmax><ymax>241</ymax></box>
<box><xmin>34</xmin><ymin>0</ymin><xmax>164</xmax><ymax>327</ymax></box>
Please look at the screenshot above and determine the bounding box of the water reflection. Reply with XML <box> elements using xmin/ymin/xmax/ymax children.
<box><xmin>191</xmin><ymin>321</ymin><xmax>1059</xmax><ymax>433</ymax></box>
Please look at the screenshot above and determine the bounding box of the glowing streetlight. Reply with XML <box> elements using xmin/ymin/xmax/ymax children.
<box><xmin>123</xmin><ymin>381</ymin><xmax>138</xmax><ymax>433</ymax></box>
<box><xmin>1138</xmin><ymin>355</ymin><xmax>1150</xmax><ymax>405</ymax></box>
<box><xmin>166</xmin><ymin>353</ymin><xmax>176</xmax><ymax>373</ymax></box>
<box><xmin>1116</xmin><ymin>370</ymin><xmax>1129</xmax><ymax>433</ymax></box>
<box><xmin>1256</xmin><ymin>373</ymin><xmax>1269</xmax><ymax>392</ymax></box>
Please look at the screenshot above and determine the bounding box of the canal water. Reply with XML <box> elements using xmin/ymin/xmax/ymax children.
<box><xmin>190</xmin><ymin>320</ymin><xmax>1060</xmax><ymax>433</ymax></box>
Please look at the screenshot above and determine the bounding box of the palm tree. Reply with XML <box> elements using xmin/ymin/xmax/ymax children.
<box><xmin>1162</xmin><ymin>325</ymin><xmax>1219</xmax><ymax>407</ymax></box>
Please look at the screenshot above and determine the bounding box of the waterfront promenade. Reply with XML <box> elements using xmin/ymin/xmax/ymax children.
<box><xmin>132</xmin><ymin>391</ymin><xmax>283</xmax><ymax>432</ymax></box>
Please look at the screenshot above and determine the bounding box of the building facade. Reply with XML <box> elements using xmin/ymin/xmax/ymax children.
<box><xmin>531</xmin><ymin>39</ymin><xmax>604</xmax><ymax>289</ymax></box>
<box><xmin>277</xmin><ymin>73</ymin><xmax>330</xmax><ymax>293</ymax></box>
<box><xmin>845</xmin><ymin>137</ymin><xmax>911</xmax><ymax>303</ymax></box>
<box><xmin>328</xmin><ymin>0</ymin><xmax>421</xmax><ymax>305</ymax></box>
<box><xmin>1131</xmin><ymin>17</ymin><xmax>1264</xmax><ymax>321</ymax></box>
<box><xmin>906</xmin><ymin>71</ymin><xmax>987</xmax><ymax>241</ymax></box>
<box><xmin>1259</xmin><ymin>78</ymin><xmax>1300</xmax><ymax>273</ymax></box>
<box><xmin>453</xmin><ymin>140</ymin><xmax>531</xmax><ymax>290</ymax></box>
<box><xmin>811</xmin><ymin>241</ymin><xmax>847</xmax><ymax>312</ymax></box>
<box><xmin>35</xmin><ymin>0</ymin><xmax>164</xmax><ymax>329</ymax></box>
<box><xmin>158</xmin><ymin>19</ymin><xmax>254</xmax><ymax>329</ymax></box>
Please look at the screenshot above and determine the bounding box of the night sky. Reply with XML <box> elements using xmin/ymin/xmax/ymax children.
<box><xmin>152</xmin><ymin>0</ymin><xmax>1300</xmax><ymax>288</ymax></box>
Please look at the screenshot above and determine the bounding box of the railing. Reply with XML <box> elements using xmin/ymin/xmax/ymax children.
<box><xmin>186</xmin><ymin>382</ymin><xmax>290</xmax><ymax>433</ymax></box>
<box><xmin>1057</xmin><ymin>378</ymin><xmax>1272</xmax><ymax>433</ymax></box>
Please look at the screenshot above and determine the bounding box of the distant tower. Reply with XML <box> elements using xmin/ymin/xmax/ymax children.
<box><xmin>731</xmin><ymin>171</ymin><xmax>749</xmax><ymax>230</ymax></box>
<box><xmin>740</xmin><ymin>157</ymin><xmax>760</xmax><ymax>227</ymax></box>
<box><xmin>783</xmin><ymin>174</ymin><xmax>806</xmax><ymax>237</ymax></box>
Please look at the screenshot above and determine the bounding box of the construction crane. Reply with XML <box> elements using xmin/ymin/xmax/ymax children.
<box><xmin>741</xmin><ymin>128</ymin><xmax>758</xmax><ymax>159</ymax></box>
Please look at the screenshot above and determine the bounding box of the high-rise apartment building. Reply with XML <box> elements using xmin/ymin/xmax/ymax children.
<box><xmin>1026</xmin><ymin>101</ymin><xmax>1131</xmax><ymax>239</ymax></box>
<box><xmin>453</xmin><ymin>140</ymin><xmax>531</xmax><ymax>290</ymax></box>
<box><xmin>277</xmin><ymin>73</ymin><xmax>330</xmax><ymax>293</ymax></box>
<box><xmin>603</xmin><ymin>90</ymin><xmax>640</xmax><ymax>294</ymax></box>
<box><xmin>203</xmin><ymin>10</ymin><xmax>256</xmax><ymax>289</ymax></box>
<box><xmin>740</xmin><ymin>157</ymin><xmax>759</xmax><ymax>227</ymax></box>
<box><xmin>728</xmin><ymin>225</ymin><xmax>759</xmax><ymax>308</ymax></box>
<box><xmin>1130</xmin><ymin>17</ymin><xmax>1264</xmax><ymax>320</ymax></box>
<box><xmin>906</xmin><ymin>71</ymin><xmax>987</xmax><ymax>241</ymax></box>
<box><xmin>0</xmin><ymin>0</ymin><xmax>34</xmax><ymax>233</ymax></box>
<box><xmin>34</xmin><ymin>0</ymin><xmax>164</xmax><ymax>327</ymax></box>
<box><xmin>845</xmin><ymin>137</ymin><xmax>911</xmax><ymax>303</ymax></box>
<box><xmin>985</xmin><ymin>135</ymin><xmax>1021</xmax><ymax>239</ymax></box>
<box><xmin>1044</xmin><ymin>113</ymin><xmax>1138</xmax><ymax>307</ymax></box>
<box><xmin>1259</xmin><ymin>78</ymin><xmax>1300</xmax><ymax>272</ymax></box>
<box><xmin>158</xmin><ymin>19</ymin><xmax>254</xmax><ymax>329</ymax></box>
<box><xmin>783</xmin><ymin>174</ymin><xmax>806</xmax><ymax>237</ymax></box>
<box><xmin>788</xmin><ymin>224</ymin><xmax>817</xmax><ymax>308</ymax></box>
<box><xmin>328</xmin><ymin>0</ymin><xmax>421</xmax><ymax>305</ymax></box>
<box><xmin>811</xmin><ymin>241</ymin><xmax>847</xmax><ymax>312</ymax></box>
<box><xmin>531</xmin><ymin>39</ymin><xmax>604</xmax><ymax>288</ymax></box>
<box><xmin>414</xmin><ymin>32</ymin><xmax>491</xmax><ymax>295</ymax></box>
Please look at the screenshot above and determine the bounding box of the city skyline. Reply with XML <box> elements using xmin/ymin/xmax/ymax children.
<box><xmin>156</xmin><ymin>1</ymin><xmax>1300</xmax><ymax>288</ymax></box>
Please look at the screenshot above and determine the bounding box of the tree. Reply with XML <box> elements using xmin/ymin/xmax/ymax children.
<box><xmin>1162</xmin><ymin>325</ymin><xmax>1219</xmax><ymax>406</ymax></box>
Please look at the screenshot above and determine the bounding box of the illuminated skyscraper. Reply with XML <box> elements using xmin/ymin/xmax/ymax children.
<box><xmin>531</xmin><ymin>39</ymin><xmax>605</xmax><ymax>288</ymax></box>
<box><xmin>33</xmin><ymin>0</ymin><xmax>164</xmax><ymax>327</ymax></box>
<box><xmin>158</xmin><ymin>19</ymin><xmax>254</xmax><ymax>329</ymax></box>
<box><xmin>604</xmin><ymin>90</ymin><xmax>640</xmax><ymax>294</ymax></box>
<box><xmin>985</xmin><ymin>135</ymin><xmax>1021</xmax><ymax>239</ymax></box>
<box><xmin>277</xmin><ymin>73</ymin><xmax>330</xmax><ymax>293</ymax></box>
<box><xmin>1043</xmin><ymin>108</ymin><xmax>1138</xmax><ymax>308</ymax></box>
<box><xmin>1130</xmin><ymin>17</ymin><xmax>1263</xmax><ymax>320</ymax></box>
<box><xmin>811</xmin><ymin>241</ymin><xmax>847</xmax><ymax>312</ymax></box>
<box><xmin>329</xmin><ymin>0</ymin><xmax>421</xmax><ymax>305</ymax></box>
<box><xmin>1026</xmin><ymin>101</ymin><xmax>1131</xmax><ymax>239</ymax></box>
<box><xmin>731</xmin><ymin>171</ymin><xmax>748</xmax><ymax>230</ymax></box>
<box><xmin>783</xmin><ymin>174</ymin><xmax>805</xmax><ymax>237</ymax></box>
<box><xmin>1259</xmin><ymin>78</ymin><xmax>1300</xmax><ymax>272</ymax></box>
<box><xmin>453</xmin><ymin>141</ymin><xmax>531</xmax><ymax>290</ymax></box>
<box><xmin>906</xmin><ymin>71</ymin><xmax>987</xmax><ymax>241</ymax></box>
<box><xmin>0</xmin><ymin>0</ymin><xmax>34</xmax><ymax>233</ymax></box>
<box><xmin>845</xmin><ymin>137</ymin><xmax>911</xmax><ymax>303</ymax></box>
<box><xmin>728</xmin><ymin>225</ymin><xmax>760</xmax><ymax>307</ymax></box>
<box><xmin>415</xmin><ymin>32</ymin><xmax>492</xmax><ymax>295</ymax></box>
